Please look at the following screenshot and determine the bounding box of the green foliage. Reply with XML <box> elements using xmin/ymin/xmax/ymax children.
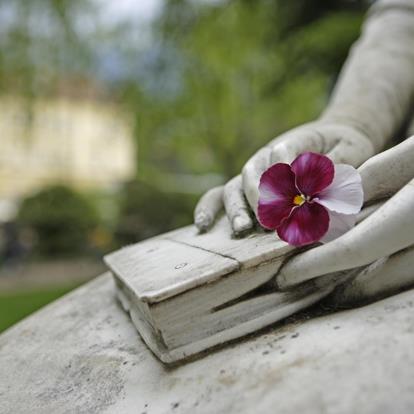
<box><xmin>17</xmin><ymin>185</ymin><xmax>100</xmax><ymax>256</ymax></box>
<box><xmin>0</xmin><ymin>0</ymin><xmax>95</xmax><ymax>97</ymax></box>
<box><xmin>282</xmin><ymin>12</ymin><xmax>364</xmax><ymax>76</ymax></box>
<box><xmin>128</xmin><ymin>0</ymin><xmax>366</xmax><ymax>185</ymax></box>
<box><xmin>116</xmin><ymin>180</ymin><xmax>197</xmax><ymax>244</ymax></box>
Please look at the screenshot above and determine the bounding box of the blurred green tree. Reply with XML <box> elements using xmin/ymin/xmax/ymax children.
<box><xmin>127</xmin><ymin>0</ymin><xmax>366</xmax><ymax>183</ymax></box>
<box><xmin>0</xmin><ymin>0</ymin><xmax>95</xmax><ymax>98</ymax></box>
<box><xmin>116</xmin><ymin>180</ymin><xmax>197</xmax><ymax>243</ymax></box>
<box><xmin>17</xmin><ymin>185</ymin><xmax>100</xmax><ymax>256</ymax></box>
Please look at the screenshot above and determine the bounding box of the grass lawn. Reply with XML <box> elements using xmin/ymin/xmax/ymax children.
<box><xmin>0</xmin><ymin>284</ymin><xmax>79</xmax><ymax>334</ymax></box>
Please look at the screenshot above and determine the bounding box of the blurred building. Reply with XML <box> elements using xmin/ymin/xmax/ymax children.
<box><xmin>0</xmin><ymin>92</ymin><xmax>135</xmax><ymax>219</ymax></box>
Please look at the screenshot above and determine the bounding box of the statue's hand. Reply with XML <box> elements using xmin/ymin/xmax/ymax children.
<box><xmin>194</xmin><ymin>121</ymin><xmax>374</xmax><ymax>235</ymax></box>
<box><xmin>276</xmin><ymin>136</ymin><xmax>414</xmax><ymax>289</ymax></box>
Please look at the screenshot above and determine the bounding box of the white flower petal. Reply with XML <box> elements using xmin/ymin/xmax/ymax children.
<box><xmin>316</xmin><ymin>164</ymin><xmax>363</xmax><ymax>214</ymax></box>
<box><xmin>320</xmin><ymin>211</ymin><xmax>357</xmax><ymax>243</ymax></box>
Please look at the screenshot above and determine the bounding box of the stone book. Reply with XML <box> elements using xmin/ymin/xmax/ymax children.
<box><xmin>104</xmin><ymin>216</ymin><xmax>350</xmax><ymax>363</ymax></box>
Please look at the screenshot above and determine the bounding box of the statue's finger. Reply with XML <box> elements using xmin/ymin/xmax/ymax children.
<box><xmin>325</xmin><ymin>131</ymin><xmax>373</xmax><ymax>167</ymax></box>
<box><xmin>242</xmin><ymin>147</ymin><xmax>271</xmax><ymax>214</ymax></box>
<box><xmin>223</xmin><ymin>175</ymin><xmax>254</xmax><ymax>236</ymax></box>
<box><xmin>275</xmin><ymin>179</ymin><xmax>414</xmax><ymax>289</ymax></box>
<box><xmin>270</xmin><ymin>128</ymin><xmax>327</xmax><ymax>164</ymax></box>
<box><xmin>358</xmin><ymin>135</ymin><xmax>414</xmax><ymax>202</ymax></box>
<box><xmin>194</xmin><ymin>186</ymin><xmax>224</xmax><ymax>232</ymax></box>
<box><xmin>356</xmin><ymin>199</ymin><xmax>385</xmax><ymax>222</ymax></box>
<box><xmin>269</xmin><ymin>144</ymin><xmax>296</xmax><ymax>165</ymax></box>
<box><xmin>328</xmin><ymin>245</ymin><xmax>414</xmax><ymax>307</ymax></box>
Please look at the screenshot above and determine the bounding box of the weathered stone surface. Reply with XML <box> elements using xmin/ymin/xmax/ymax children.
<box><xmin>1</xmin><ymin>273</ymin><xmax>414</xmax><ymax>414</ymax></box>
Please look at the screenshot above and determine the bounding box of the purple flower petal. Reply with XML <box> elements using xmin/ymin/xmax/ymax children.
<box><xmin>277</xmin><ymin>202</ymin><xmax>329</xmax><ymax>246</ymax></box>
<box><xmin>291</xmin><ymin>152</ymin><xmax>334</xmax><ymax>196</ymax></box>
<box><xmin>257</xmin><ymin>163</ymin><xmax>297</xmax><ymax>229</ymax></box>
<box><xmin>320</xmin><ymin>211</ymin><xmax>357</xmax><ymax>243</ymax></box>
<box><xmin>315</xmin><ymin>164</ymin><xmax>363</xmax><ymax>215</ymax></box>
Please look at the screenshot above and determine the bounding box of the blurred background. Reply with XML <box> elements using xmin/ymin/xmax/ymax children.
<box><xmin>0</xmin><ymin>0</ymin><xmax>369</xmax><ymax>332</ymax></box>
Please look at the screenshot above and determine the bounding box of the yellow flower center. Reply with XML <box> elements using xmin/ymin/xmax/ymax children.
<box><xmin>293</xmin><ymin>194</ymin><xmax>306</xmax><ymax>206</ymax></box>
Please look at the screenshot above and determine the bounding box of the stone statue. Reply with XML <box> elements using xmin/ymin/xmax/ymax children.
<box><xmin>194</xmin><ymin>0</ymin><xmax>414</xmax><ymax>306</ymax></box>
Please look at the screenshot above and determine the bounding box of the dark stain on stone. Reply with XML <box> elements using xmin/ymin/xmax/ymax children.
<box><xmin>172</xmin><ymin>402</ymin><xmax>180</xmax><ymax>409</ymax></box>
<box><xmin>333</xmin><ymin>326</ymin><xmax>340</xmax><ymax>330</ymax></box>
<box><xmin>291</xmin><ymin>333</ymin><xmax>299</xmax><ymax>338</ymax></box>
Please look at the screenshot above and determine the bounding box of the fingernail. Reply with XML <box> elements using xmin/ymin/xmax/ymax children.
<box><xmin>233</xmin><ymin>215</ymin><xmax>252</xmax><ymax>234</ymax></box>
<box><xmin>195</xmin><ymin>212</ymin><xmax>212</xmax><ymax>230</ymax></box>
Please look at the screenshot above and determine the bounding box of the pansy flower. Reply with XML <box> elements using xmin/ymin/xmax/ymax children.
<box><xmin>257</xmin><ymin>152</ymin><xmax>363</xmax><ymax>246</ymax></box>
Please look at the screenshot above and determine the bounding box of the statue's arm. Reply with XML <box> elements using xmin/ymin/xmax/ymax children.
<box><xmin>321</xmin><ymin>0</ymin><xmax>414</xmax><ymax>152</ymax></box>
